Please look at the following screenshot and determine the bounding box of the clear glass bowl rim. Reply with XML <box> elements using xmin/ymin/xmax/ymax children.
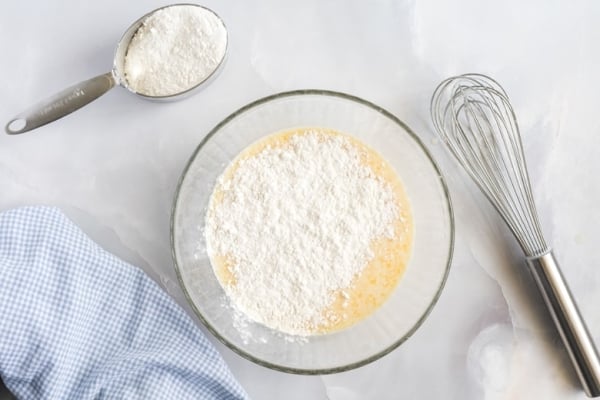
<box><xmin>170</xmin><ymin>89</ymin><xmax>455</xmax><ymax>374</ymax></box>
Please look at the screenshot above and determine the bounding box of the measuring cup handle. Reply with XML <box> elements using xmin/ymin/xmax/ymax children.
<box><xmin>5</xmin><ymin>72</ymin><xmax>117</xmax><ymax>135</ymax></box>
<box><xmin>528</xmin><ymin>252</ymin><xmax>600</xmax><ymax>397</ymax></box>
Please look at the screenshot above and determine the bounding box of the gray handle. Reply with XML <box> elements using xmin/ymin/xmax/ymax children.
<box><xmin>528</xmin><ymin>252</ymin><xmax>600</xmax><ymax>397</ymax></box>
<box><xmin>5</xmin><ymin>72</ymin><xmax>116</xmax><ymax>135</ymax></box>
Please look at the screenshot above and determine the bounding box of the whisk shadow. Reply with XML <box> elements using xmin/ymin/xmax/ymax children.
<box><xmin>456</xmin><ymin>176</ymin><xmax>580</xmax><ymax>391</ymax></box>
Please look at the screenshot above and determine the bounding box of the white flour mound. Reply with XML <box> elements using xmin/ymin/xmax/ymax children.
<box><xmin>205</xmin><ymin>130</ymin><xmax>398</xmax><ymax>335</ymax></box>
<box><xmin>123</xmin><ymin>5</ymin><xmax>227</xmax><ymax>96</ymax></box>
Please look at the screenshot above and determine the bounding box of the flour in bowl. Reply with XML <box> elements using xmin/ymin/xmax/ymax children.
<box><xmin>205</xmin><ymin>128</ymin><xmax>413</xmax><ymax>336</ymax></box>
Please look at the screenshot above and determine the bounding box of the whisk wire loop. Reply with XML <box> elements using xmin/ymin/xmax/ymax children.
<box><xmin>431</xmin><ymin>74</ymin><xmax>548</xmax><ymax>257</ymax></box>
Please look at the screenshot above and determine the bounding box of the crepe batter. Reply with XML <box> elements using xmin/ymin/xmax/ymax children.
<box><xmin>205</xmin><ymin>128</ymin><xmax>413</xmax><ymax>335</ymax></box>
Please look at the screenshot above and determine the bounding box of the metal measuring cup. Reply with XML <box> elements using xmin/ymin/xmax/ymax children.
<box><xmin>5</xmin><ymin>4</ymin><xmax>228</xmax><ymax>135</ymax></box>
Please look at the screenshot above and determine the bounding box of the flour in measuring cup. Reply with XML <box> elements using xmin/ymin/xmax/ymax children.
<box><xmin>123</xmin><ymin>5</ymin><xmax>227</xmax><ymax>97</ymax></box>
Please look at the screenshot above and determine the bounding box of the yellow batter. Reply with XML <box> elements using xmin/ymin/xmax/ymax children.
<box><xmin>208</xmin><ymin>127</ymin><xmax>413</xmax><ymax>334</ymax></box>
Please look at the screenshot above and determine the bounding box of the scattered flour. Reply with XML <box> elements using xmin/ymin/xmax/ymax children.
<box><xmin>123</xmin><ymin>5</ymin><xmax>227</xmax><ymax>96</ymax></box>
<box><xmin>205</xmin><ymin>129</ymin><xmax>399</xmax><ymax>336</ymax></box>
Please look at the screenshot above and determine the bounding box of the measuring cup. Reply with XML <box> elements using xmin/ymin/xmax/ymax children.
<box><xmin>5</xmin><ymin>4</ymin><xmax>228</xmax><ymax>135</ymax></box>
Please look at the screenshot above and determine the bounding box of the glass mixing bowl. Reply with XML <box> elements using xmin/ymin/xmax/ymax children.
<box><xmin>171</xmin><ymin>90</ymin><xmax>454</xmax><ymax>373</ymax></box>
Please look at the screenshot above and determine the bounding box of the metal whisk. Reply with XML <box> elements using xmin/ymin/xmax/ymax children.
<box><xmin>431</xmin><ymin>73</ymin><xmax>600</xmax><ymax>397</ymax></box>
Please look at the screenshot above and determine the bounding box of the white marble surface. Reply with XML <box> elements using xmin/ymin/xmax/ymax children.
<box><xmin>1</xmin><ymin>1</ymin><xmax>599</xmax><ymax>398</ymax></box>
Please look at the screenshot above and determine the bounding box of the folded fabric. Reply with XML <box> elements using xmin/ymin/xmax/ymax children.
<box><xmin>0</xmin><ymin>206</ymin><xmax>248</xmax><ymax>400</ymax></box>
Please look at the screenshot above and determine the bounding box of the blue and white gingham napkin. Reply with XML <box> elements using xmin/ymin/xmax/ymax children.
<box><xmin>0</xmin><ymin>206</ymin><xmax>248</xmax><ymax>399</ymax></box>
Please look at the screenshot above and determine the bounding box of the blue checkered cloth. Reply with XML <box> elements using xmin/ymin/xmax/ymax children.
<box><xmin>0</xmin><ymin>206</ymin><xmax>248</xmax><ymax>399</ymax></box>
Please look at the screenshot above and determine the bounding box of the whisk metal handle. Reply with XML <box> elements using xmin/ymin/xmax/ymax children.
<box><xmin>528</xmin><ymin>252</ymin><xmax>600</xmax><ymax>397</ymax></box>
